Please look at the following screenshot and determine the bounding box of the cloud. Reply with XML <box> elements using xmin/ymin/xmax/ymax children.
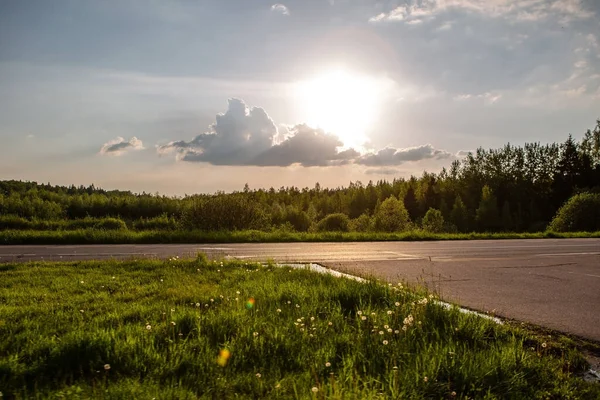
<box><xmin>100</xmin><ymin>137</ymin><xmax>143</xmax><ymax>156</ymax></box>
<box><xmin>369</xmin><ymin>0</ymin><xmax>594</xmax><ymax>24</ymax></box>
<box><xmin>356</xmin><ymin>144</ymin><xmax>452</xmax><ymax>166</ymax></box>
<box><xmin>456</xmin><ymin>150</ymin><xmax>474</xmax><ymax>157</ymax></box>
<box><xmin>158</xmin><ymin>99</ymin><xmax>359</xmax><ymax>167</ymax></box>
<box><xmin>159</xmin><ymin>99</ymin><xmax>453</xmax><ymax>167</ymax></box>
<box><xmin>365</xmin><ymin>168</ymin><xmax>400</xmax><ymax>176</ymax></box>
<box><xmin>271</xmin><ymin>4</ymin><xmax>290</xmax><ymax>15</ymax></box>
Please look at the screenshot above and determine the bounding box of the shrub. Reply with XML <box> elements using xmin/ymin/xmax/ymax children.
<box><xmin>316</xmin><ymin>213</ymin><xmax>350</xmax><ymax>232</ymax></box>
<box><xmin>349</xmin><ymin>214</ymin><xmax>373</xmax><ymax>232</ymax></box>
<box><xmin>94</xmin><ymin>218</ymin><xmax>128</xmax><ymax>231</ymax></box>
<box><xmin>548</xmin><ymin>192</ymin><xmax>600</xmax><ymax>232</ymax></box>
<box><xmin>422</xmin><ymin>208</ymin><xmax>444</xmax><ymax>233</ymax></box>
<box><xmin>374</xmin><ymin>196</ymin><xmax>411</xmax><ymax>232</ymax></box>
<box><xmin>0</xmin><ymin>215</ymin><xmax>31</xmax><ymax>230</ymax></box>
<box><xmin>132</xmin><ymin>214</ymin><xmax>179</xmax><ymax>231</ymax></box>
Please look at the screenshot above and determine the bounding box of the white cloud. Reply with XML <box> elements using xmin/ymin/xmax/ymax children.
<box><xmin>271</xmin><ymin>4</ymin><xmax>290</xmax><ymax>15</ymax></box>
<box><xmin>100</xmin><ymin>137</ymin><xmax>143</xmax><ymax>156</ymax></box>
<box><xmin>369</xmin><ymin>0</ymin><xmax>595</xmax><ymax>24</ymax></box>
<box><xmin>159</xmin><ymin>99</ymin><xmax>452</xmax><ymax>167</ymax></box>
<box><xmin>356</xmin><ymin>144</ymin><xmax>452</xmax><ymax>166</ymax></box>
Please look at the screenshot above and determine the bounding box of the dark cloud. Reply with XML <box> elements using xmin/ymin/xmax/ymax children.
<box><xmin>357</xmin><ymin>144</ymin><xmax>451</xmax><ymax>166</ymax></box>
<box><xmin>100</xmin><ymin>137</ymin><xmax>143</xmax><ymax>156</ymax></box>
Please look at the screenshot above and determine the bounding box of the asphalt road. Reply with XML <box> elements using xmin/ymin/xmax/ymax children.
<box><xmin>1</xmin><ymin>239</ymin><xmax>599</xmax><ymax>341</ymax></box>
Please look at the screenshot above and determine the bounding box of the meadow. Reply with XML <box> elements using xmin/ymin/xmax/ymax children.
<box><xmin>1</xmin><ymin>228</ymin><xmax>599</xmax><ymax>245</ymax></box>
<box><xmin>1</xmin><ymin>257</ymin><xmax>598</xmax><ymax>399</ymax></box>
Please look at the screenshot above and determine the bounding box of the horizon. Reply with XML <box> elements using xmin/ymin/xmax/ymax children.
<box><xmin>1</xmin><ymin>0</ymin><xmax>599</xmax><ymax>195</ymax></box>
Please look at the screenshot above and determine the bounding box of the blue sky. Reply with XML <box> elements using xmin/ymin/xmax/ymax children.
<box><xmin>1</xmin><ymin>0</ymin><xmax>599</xmax><ymax>194</ymax></box>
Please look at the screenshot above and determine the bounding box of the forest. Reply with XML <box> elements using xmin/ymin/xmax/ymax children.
<box><xmin>1</xmin><ymin>120</ymin><xmax>599</xmax><ymax>236</ymax></box>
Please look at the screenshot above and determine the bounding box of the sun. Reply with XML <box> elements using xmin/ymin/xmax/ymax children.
<box><xmin>293</xmin><ymin>68</ymin><xmax>392</xmax><ymax>149</ymax></box>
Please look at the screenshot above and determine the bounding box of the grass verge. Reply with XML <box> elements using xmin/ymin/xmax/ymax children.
<box><xmin>1</xmin><ymin>229</ymin><xmax>599</xmax><ymax>245</ymax></box>
<box><xmin>0</xmin><ymin>258</ymin><xmax>598</xmax><ymax>399</ymax></box>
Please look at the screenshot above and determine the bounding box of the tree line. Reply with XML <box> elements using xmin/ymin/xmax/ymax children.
<box><xmin>1</xmin><ymin>120</ymin><xmax>599</xmax><ymax>233</ymax></box>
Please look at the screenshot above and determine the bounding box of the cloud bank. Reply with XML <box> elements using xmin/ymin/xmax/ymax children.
<box><xmin>159</xmin><ymin>99</ymin><xmax>452</xmax><ymax>167</ymax></box>
<box><xmin>100</xmin><ymin>137</ymin><xmax>143</xmax><ymax>156</ymax></box>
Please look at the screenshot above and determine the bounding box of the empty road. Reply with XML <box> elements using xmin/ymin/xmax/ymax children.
<box><xmin>1</xmin><ymin>239</ymin><xmax>599</xmax><ymax>341</ymax></box>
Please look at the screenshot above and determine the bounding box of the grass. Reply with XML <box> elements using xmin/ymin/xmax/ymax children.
<box><xmin>1</xmin><ymin>258</ymin><xmax>598</xmax><ymax>399</ymax></box>
<box><xmin>1</xmin><ymin>229</ymin><xmax>599</xmax><ymax>245</ymax></box>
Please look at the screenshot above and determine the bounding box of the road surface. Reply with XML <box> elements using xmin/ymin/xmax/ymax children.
<box><xmin>1</xmin><ymin>239</ymin><xmax>599</xmax><ymax>341</ymax></box>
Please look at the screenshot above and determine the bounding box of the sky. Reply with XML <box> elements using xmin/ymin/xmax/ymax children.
<box><xmin>0</xmin><ymin>0</ymin><xmax>599</xmax><ymax>195</ymax></box>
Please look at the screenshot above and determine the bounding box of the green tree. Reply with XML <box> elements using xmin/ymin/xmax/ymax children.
<box><xmin>476</xmin><ymin>185</ymin><xmax>500</xmax><ymax>231</ymax></box>
<box><xmin>450</xmin><ymin>195</ymin><xmax>469</xmax><ymax>232</ymax></box>
<box><xmin>422</xmin><ymin>208</ymin><xmax>444</xmax><ymax>233</ymax></box>
<box><xmin>374</xmin><ymin>196</ymin><xmax>411</xmax><ymax>232</ymax></box>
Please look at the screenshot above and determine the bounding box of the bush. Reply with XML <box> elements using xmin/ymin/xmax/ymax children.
<box><xmin>132</xmin><ymin>214</ymin><xmax>179</xmax><ymax>231</ymax></box>
<box><xmin>316</xmin><ymin>213</ymin><xmax>350</xmax><ymax>232</ymax></box>
<box><xmin>422</xmin><ymin>208</ymin><xmax>444</xmax><ymax>233</ymax></box>
<box><xmin>374</xmin><ymin>197</ymin><xmax>411</xmax><ymax>232</ymax></box>
<box><xmin>0</xmin><ymin>215</ymin><xmax>31</xmax><ymax>230</ymax></box>
<box><xmin>548</xmin><ymin>192</ymin><xmax>600</xmax><ymax>232</ymax></box>
<box><xmin>94</xmin><ymin>218</ymin><xmax>128</xmax><ymax>231</ymax></box>
<box><xmin>349</xmin><ymin>214</ymin><xmax>373</xmax><ymax>232</ymax></box>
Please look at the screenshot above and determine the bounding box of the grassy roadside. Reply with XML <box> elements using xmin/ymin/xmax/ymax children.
<box><xmin>1</xmin><ymin>258</ymin><xmax>598</xmax><ymax>399</ymax></box>
<box><xmin>1</xmin><ymin>229</ymin><xmax>599</xmax><ymax>245</ymax></box>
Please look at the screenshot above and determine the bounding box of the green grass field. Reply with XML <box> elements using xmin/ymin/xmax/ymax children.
<box><xmin>1</xmin><ymin>228</ymin><xmax>599</xmax><ymax>245</ymax></box>
<box><xmin>0</xmin><ymin>257</ymin><xmax>598</xmax><ymax>399</ymax></box>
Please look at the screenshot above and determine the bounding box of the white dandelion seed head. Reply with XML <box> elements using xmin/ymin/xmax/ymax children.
<box><xmin>277</xmin><ymin>309</ymin><xmax>282</xmax><ymax>313</ymax></box>
<box><xmin>357</xmin><ymin>311</ymin><xmax>362</xmax><ymax>315</ymax></box>
<box><xmin>104</xmin><ymin>364</ymin><xmax>111</xmax><ymax>370</ymax></box>
<box><xmin>325</xmin><ymin>362</ymin><xmax>331</xmax><ymax>367</ymax></box>
<box><xmin>379</xmin><ymin>331</ymin><xmax>384</xmax><ymax>335</ymax></box>
<box><xmin>311</xmin><ymin>387</ymin><xmax>319</xmax><ymax>393</ymax></box>
<box><xmin>395</xmin><ymin>302</ymin><xmax>400</xmax><ymax>306</ymax></box>
<box><xmin>383</xmin><ymin>340</ymin><xmax>388</xmax><ymax>345</ymax></box>
<box><xmin>361</xmin><ymin>316</ymin><xmax>367</xmax><ymax>321</ymax></box>
<box><xmin>146</xmin><ymin>324</ymin><xmax>152</xmax><ymax>330</ymax></box>
<box><xmin>256</xmin><ymin>373</ymin><xmax>261</xmax><ymax>378</ymax></box>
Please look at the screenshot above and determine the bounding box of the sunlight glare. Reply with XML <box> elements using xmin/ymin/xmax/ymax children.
<box><xmin>294</xmin><ymin>69</ymin><xmax>392</xmax><ymax>149</ymax></box>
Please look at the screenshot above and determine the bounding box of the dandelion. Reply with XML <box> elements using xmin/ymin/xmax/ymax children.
<box><xmin>79</xmin><ymin>309</ymin><xmax>84</xmax><ymax>313</ymax></box>
<box><xmin>205</xmin><ymin>304</ymin><xmax>208</xmax><ymax>307</ymax></box>
<box><xmin>296</xmin><ymin>304</ymin><xmax>300</xmax><ymax>308</ymax></box>
<box><xmin>328</xmin><ymin>321</ymin><xmax>333</xmax><ymax>326</ymax></box>
<box><xmin>394</xmin><ymin>330</ymin><xmax>400</xmax><ymax>334</ymax></box>
<box><xmin>160</xmin><ymin>279</ymin><xmax>163</xmax><ymax>282</ymax></box>
<box><xmin>277</xmin><ymin>309</ymin><xmax>282</xmax><ymax>313</ymax></box>
<box><xmin>104</xmin><ymin>364</ymin><xmax>111</xmax><ymax>371</ymax></box>
<box><xmin>210</xmin><ymin>298</ymin><xmax>214</xmax><ymax>302</ymax></box>
<box><xmin>112</xmin><ymin>276</ymin><xmax>115</xmax><ymax>279</ymax></box>
<box><xmin>393</xmin><ymin>366</ymin><xmax>398</xmax><ymax>370</ymax></box>
<box><xmin>297</xmin><ymin>319</ymin><xmax>302</xmax><ymax>322</ymax></box>
<box><xmin>395</xmin><ymin>302</ymin><xmax>400</xmax><ymax>307</ymax></box>
<box><xmin>146</xmin><ymin>324</ymin><xmax>152</xmax><ymax>330</ymax></box>
<box><xmin>451</xmin><ymin>391</ymin><xmax>457</xmax><ymax>397</ymax></box>
<box><xmin>310</xmin><ymin>317</ymin><xmax>315</xmax><ymax>321</ymax></box>
<box><xmin>80</xmin><ymin>280</ymin><xmax>84</xmax><ymax>284</ymax></box>
<box><xmin>429</xmin><ymin>294</ymin><xmax>434</xmax><ymax>299</ymax></box>
<box><xmin>235</xmin><ymin>298</ymin><xmax>239</xmax><ymax>301</ymax></box>
<box><xmin>309</xmin><ymin>334</ymin><xmax>313</xmax><ymax>337</ymax></box>
<box><xmin>387</xmin><ymin>328</ymin><xmax>392</xmax><ymax>333</ymax></box>
<box><xmin>236</xmin><ymin>291</ymin><xmax>240</xmax><ymax>295</ymax></box>
<box><xmin>287</xmin><ymin>300</ymin><xmax>291</xmax><ymax>304</ymax></box>
<box><xmin>402</xmin><ymin>326</ymin><xmax>407</xmax><ymax>331</ymax></box>
<box><xmin>418</xmin><ymin>321</ymin><xmax>422</xmax><ymax>325</ymax></box>
<box><xmin>361</xmin><ymin>316</ymin><xmax>367</xmax><ymax>321</ymax></box>
<box><xmin>311</xmin><ymin>387</ymin><xmax>319</xmax><ymax>393</ymax></box>
<box><xmin>541</xmin><ymin>342</ymin><xmax>547</xmax><ymax>348</ymax></box>
<box><xmin>300</xmin><ymin>328</ymin><xmax>305</xmax><ymax>332</ymax></box>
<box><xmin>256</xmin><ymin>373</ymin><xmax>261</xmax><ymax>378</ymax></box>
<box><xmin>423</xmin><ymin>376</ymin><xmax>428</xmax><ymax>382</ymax></box>
<box><xmin>171</xmin><ymin>309</ymin><xmax>175</xmax><ymax>312</ymax></box>
<box><xmin>275</xmin><ymin>383</ymin><xmax>281</xmax><ymax>389</ymax></box>
<box><xmin>383</xmin><ymin>340</ymin><xmax>388</xmax><ymax>345</ymax></box>
<box><xmin>170</xmin><ymin>321</ymin><xmax>176</xmax><ymax>326</ymax></box>
<box><xmin>178</xmin><ymin>333</ymin><xmax>183</xmax><ymax>337</ymax></box>
<box><xmin>379</xmin><ymin>331</ymin><xmax>384</xmax><ymax>335</ymax></box>
<box><xmin>371</xmin><ymin>312</ymin><xmax>376</xmax><ymax>316</ymax></box>
<box><xmin>196</xmin><ymin>303</ymin><xmax>200</xmax><ymax>307</ymax></box>
<box><xmin>253</xmin><ymin>332</ymin><xmax>259</xmax><ymax>337</ymax></box>
<box><xmin>325</xmin><ymin>362</ymin><xmax>331</xmax><ymax>367</ymax></box>
<box><xmin>357</xmin><ymin>311</ymin><xmax>363</xmax><ymax>315</ymax></box>
<box><xmin>387</xmin><ymin>311</ymin><xmax>393</xmax><ymax>315</ymax></box>
<box><xmin>384</xmin><ymin>325</ymin><xmax>389</xmax><ymax>329</ymax></box>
